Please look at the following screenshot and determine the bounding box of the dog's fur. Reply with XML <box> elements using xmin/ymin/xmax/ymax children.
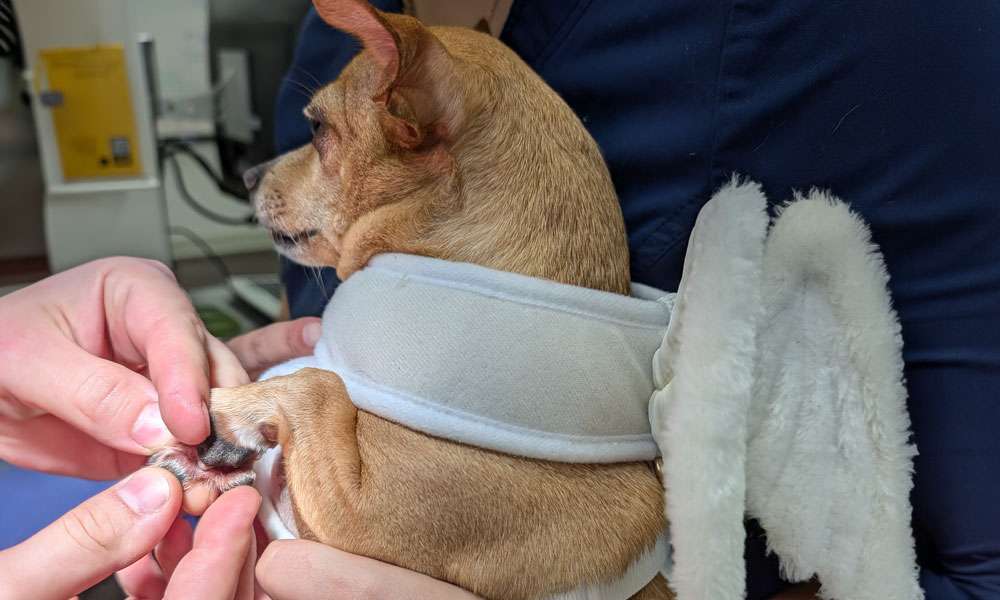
<box><xmin>156</xmin><ymin>2</ymin><xmax>670</xmax><ymax>597</ymax></box>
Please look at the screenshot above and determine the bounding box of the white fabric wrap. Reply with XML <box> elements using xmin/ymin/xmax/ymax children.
<box><xmin>268</xmin><ymin>252</ymin><xmax>674</xmax><ymax>463</ymax></box>
<box><xmin>256</xmin><ymin>179</ymin><xmax>922</xmax><ymax>600</ymax></box>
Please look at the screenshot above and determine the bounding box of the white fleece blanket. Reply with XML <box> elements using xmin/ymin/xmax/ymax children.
<box><xmin>256</xmin><ymin>179</ymin><xmax>922</xmax><ymax>600</ymax></box>
<box><xmin>650</xmin><ymin>180</ymin><xmax>922</xmax><ymax>600</ymax></box>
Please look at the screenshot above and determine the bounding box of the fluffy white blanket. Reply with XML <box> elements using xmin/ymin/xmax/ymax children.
<box><xmin>652</xmin><ymin>179</ymin><xmax>922</xmax><ymax>600</ymax></box>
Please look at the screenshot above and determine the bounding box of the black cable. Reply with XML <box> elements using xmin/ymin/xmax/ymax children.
<box><xmin>166</xmin><ymin>152</ymin><xmax>255</xmax><ymax>226</ymax></box>
<box><xmin>0</xmin><ymin>0</ymin><xmax>23</xmax><ymax>67</ymax></box>
<box><xmin>159</xmin><ymin>135</ymin><xmax>217</xmax><ymax>145</ymax></box>
<box><xmin>168</xmin><ymin>226</ymin><xmax>232</xmax><ymax>281</ymax></box>
<box><xmin>161</xmin><ymin>139</ymin><xmax>249</xmax><ymax>201</ymax></box>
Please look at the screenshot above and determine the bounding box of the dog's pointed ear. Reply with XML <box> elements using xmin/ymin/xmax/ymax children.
<box><xmin>313</xmin><ymin>0</ymin><xmax>463</xmax><ymax>150</ymax></box>
<box><xmin>313</xmin><ymin>0</ymin><xmax>400</xmax><ymax>91</ymax></box>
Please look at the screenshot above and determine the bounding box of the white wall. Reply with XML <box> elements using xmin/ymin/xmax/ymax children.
<box><xmin>4</xmin><ymin>0</ymin><xmax>305</xmax><ymax>263</ymax></box>
<box><xmin>131</xmin><ymin>0</ymin><xmax>272</xmax><ymax>260</ymax></box>
<box><xmin>14</xmin><ymin>0</ymin><xmax>172</xmax><ymax>270</ymax></box>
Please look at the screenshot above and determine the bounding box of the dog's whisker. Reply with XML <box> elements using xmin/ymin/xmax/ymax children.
<box><xmin>292</xmin><ymin>66</ymin><xmax>324</xmax><ymax>90</ymax></box>
<box><xmin>314</xmin><ymin>266</ymin><xmax>331</xmax><ymax>301</ymax></box>
<box><xmin>282</xmin><ymin>76</ymin><xmax>318</xmax><ymax>101</ymax></box>
<box><xmin>286</xmin><ymin>75</ymin><xmax>317</xmax><ymax>95</ymax></box>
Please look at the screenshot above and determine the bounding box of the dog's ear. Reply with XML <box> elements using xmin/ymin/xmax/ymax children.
<box><xmin>313</xmin><ymin>0</ymin><xmax>463</xmax><ymax>149</ymax></box>
<box><xmin>313</xmin><ymin>0</ymin><xmax>399</xmax><ymax>91</ymax></box>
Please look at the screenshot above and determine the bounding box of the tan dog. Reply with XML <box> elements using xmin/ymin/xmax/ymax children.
<box><xmin>155</xmin><ymin>1</ymin><xmax>670</xmax><ymax>598</ymax></box>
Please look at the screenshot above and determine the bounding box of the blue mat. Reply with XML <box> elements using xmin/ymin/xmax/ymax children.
<box><xmin>0</xmin><ymin>463</ymin><xmax>115</xmax><ymax>548</ymax></box>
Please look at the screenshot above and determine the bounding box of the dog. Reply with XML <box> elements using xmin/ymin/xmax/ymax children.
<box><xmin>152</xmin><ymin>1</ymin><xmax>670</xmax><ymax>597</ymax></box>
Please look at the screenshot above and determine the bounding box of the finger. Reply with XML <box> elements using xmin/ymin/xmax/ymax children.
<box><xmin>116</xmin><ymin>517</ymin><xmax>192</xmax><ymax>599</ymax></box>
<box><xmin>0</xmin><ymin>414</ymin><xmax>147</xmax><ymax>479</ymax></box>
<box><xmin>257</xmin><ymin>540</ymin><xmax>481</xmax><ymax>600</ymax></box>
<box><xmin>180</xmin><ymin>480</ymin><xmax>220</xmax><ymax>517</ymax></box>
<box><xmin>155</xmin><ymin>517</ymin><xmax>195</xmax><ymax>580</ymax></box>
<box><xmin>102</xmin><ymin>261</ymin><xmax>214</xmax><ymax>445</ymax></box>
<box><xmin>255</xmin><ymin>587</ymin><xmax>274</xmax><ymax>600</ymax></box>
<box><xmin>1</xmin><ymin>258</ymin><xmax>206</xmax><ymax>446</ymax></box>
<box><xmin>8</xmin><ymin>341</ymin><xmax>175</xmax><ymax>455</ymax></box>
<box><xmin>0</xmin><ymin>467</ymin><xmax>182</xmax><ymax>600</ymax></box>
<box><xmin>234</xmin><ymin>521</ymin><xmax>257</xmax><ymax>600</ymax></box>
<box><xmin>227</xmin><ymin>318</ymin><xmax>321</xmax><ymax>379</ymax></box>
<box><xmin>252</xmin><ymin>519</ymin><xmax>273</xmax><ymax>600</ymax></box>
<box><xmin>208</xmin><ymin>336</ymin><xmax>251</xmax><ymax>388</ymax></box>
<box><xmin>164</xmin><ymin>487</ymin><xmax>261</xmax><ymax>600</ymax></box>
<box><xmin>116</xmin><ymin>554</ymin><xmax>166</xmax><ymax>600</ymax></box>
<box><xmin>188</xmin><ymin>337</ymin><xmax>248</xmax><ymax>516</ymax></box>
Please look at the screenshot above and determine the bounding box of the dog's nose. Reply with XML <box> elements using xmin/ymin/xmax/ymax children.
<box><xmin>243</xmin><ymin>162</ymin><xmax>269</xmax><ymax>192</ymax></box>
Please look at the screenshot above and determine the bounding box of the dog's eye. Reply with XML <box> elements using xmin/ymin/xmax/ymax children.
<box><xmin>308</xmin><ymin>118</ymin><xmax>323</xmax><ymax>136</ymax></box>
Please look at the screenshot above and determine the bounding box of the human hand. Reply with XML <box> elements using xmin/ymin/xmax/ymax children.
<box><xmin>226</xmin><ymin>317</ymin><xmax>321</xmax><ymax>380</ymax></box>
<box><xmin>117</xmin><ymin>485</ymin><xmax>261</xmax><ymax>600</ymax></box>
<box><xmin>0</xmin><ymin>257</ymin><xmax>249</xmax><ymax>479</ymax></box>
<box><xmin>0</xmin><ymin>467</ymin><xmax>261</xmax><ymax>600</ymax></box>
<box><xmin>256</xmin><ymin>540</ymin><xmax>479</xmax><ymax>599</ymax></box>
<box><xmin>114</xmin><ymin>310</ymin><xmax>322</xmax><ymax>598</ymax></box>
<box><xmin>0</xmin><ymin>467</ymin><xmax>183</xmax><ymax>600</ymax></box>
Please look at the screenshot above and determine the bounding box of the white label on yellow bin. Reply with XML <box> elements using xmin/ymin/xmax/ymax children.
<box><xmin>39</xmin><ymin>45</ymin><xmax>142</xmax><ymax>180</ymax></box>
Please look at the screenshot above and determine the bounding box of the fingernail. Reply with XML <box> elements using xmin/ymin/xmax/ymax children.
<box><xmin>131</xmin><ymin>402</ymin><xmax>174</xmax><ymax>450</ymax></box>
<box><xmin>117</xmin><ymin>469</ymin><xmax>172</xmax><ymax>514</ymax></box>
<box><xmin>302</xmin><ymin>322</ymin><xmax>322</xmax><ymax>346</ymax></box>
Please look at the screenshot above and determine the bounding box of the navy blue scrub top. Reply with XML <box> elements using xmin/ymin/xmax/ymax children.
<box><xmin>274</xmin><ymin>3</ymin><xmax>1000</xmax><ymax>598</ymax></box>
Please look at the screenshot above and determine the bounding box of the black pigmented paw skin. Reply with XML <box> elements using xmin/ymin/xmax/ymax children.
<box><xmin>196</xmin><ymin>415</ymin><xmax>261</xmax><ymax>469</ymax></box>
<box><xmin>147</xmin><ymin>445</ymin><xmax>256</xmax><ymax>493</ymax></box>
<box><xmin>197</xmin><ymin>431</ymin><xmax>257</xmax><ymax>469</ymax></box>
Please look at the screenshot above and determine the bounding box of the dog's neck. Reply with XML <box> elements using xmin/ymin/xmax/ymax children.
<box><xmin>430</xmin><ymin>65</ymin><xmax>630</xmax><ymax>295</ymax></box>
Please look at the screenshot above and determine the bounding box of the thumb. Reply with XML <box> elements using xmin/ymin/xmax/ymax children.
<box><xmin>0</xmin><ymin>467</ymin><xmax>182</xmax><ymax>600</ymax></box>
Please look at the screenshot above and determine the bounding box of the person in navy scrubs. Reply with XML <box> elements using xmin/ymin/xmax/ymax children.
<box><xmin>273</xmin><ymin>3</ymin><xmax>1000</xmax><ymax>598</ymax></box>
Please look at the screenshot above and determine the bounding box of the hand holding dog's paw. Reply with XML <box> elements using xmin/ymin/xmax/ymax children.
<box><xmin>148</xmin><ymin>441</ymin><xmax>256</xmax><ymax>515</ymax></box>
<box><xmin>147</xmin><ymin>383</ymin><xmax>279</xmax><ymax>515</ymax></box>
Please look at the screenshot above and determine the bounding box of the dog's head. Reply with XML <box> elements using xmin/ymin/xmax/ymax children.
<box><xmin>250</xmin><ymin>0</ymin><xmax>629</xmax><ymax>293</ymax></box>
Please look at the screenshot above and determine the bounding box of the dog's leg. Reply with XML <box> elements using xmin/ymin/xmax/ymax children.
<box><xmin>196</xmin><ymin>367</ymin><xmax>670</xmax><ymax>600</ymax></box>
<box><xmin>197</xmin><ymin>367</ymin><xmax>348</xmax><ymax>459</ymax></box>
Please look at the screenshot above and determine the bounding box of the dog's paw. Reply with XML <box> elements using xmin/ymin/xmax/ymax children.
<box><xmin>147</xmin><ymin>444</ymin><xmax>256</xmax><ymax>515</ymax></box>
